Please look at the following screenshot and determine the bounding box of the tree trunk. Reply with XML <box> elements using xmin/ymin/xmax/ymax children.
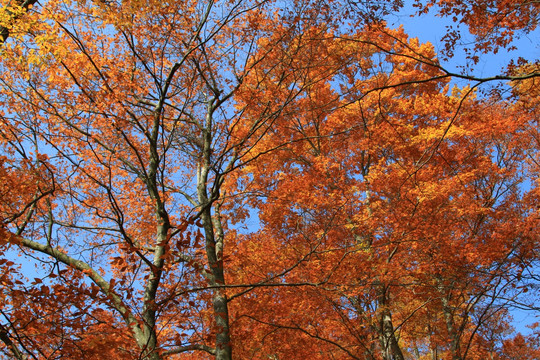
<box><xmin>378</xmin><ymin>287</ymin><xmax>404</xmax><ymax>360</ymax></box>
<box><xmin>437</xmin><ymin>280</ymin><xmax>461</xmax><ymax>360</ymax></box>
<box><xmin>197</xmin><ymin>101</ymin><xmax>232</xmax><ymax>360</ymax></box>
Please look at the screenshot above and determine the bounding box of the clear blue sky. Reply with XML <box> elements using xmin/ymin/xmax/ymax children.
<box><xmin>389</xmin><ymin>4</ymin><xmax>540</xmax><ymax>79</ymax></box>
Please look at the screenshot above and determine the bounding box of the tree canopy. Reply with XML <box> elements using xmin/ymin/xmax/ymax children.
<box><xmin>0</xmin><ymin>0</ymin><xmax>538</xmax><ymax>359</ymax></box>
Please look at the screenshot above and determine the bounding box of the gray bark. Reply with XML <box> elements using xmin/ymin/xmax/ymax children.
<box><xmin>378</xmin><ymin>287</ymin><xmax>405</xmax><ymax>360</ymax></box>
<box><xmin>196</xmin><ymin>100</ymin><xmax>232</xmax><ymax>360</ymax></box>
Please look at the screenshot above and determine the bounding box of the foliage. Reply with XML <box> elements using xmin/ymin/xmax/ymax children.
<box><xmin>0</xmin><ymin>0</ymin><xmax>538</xmax><ymax>359</ymax></box>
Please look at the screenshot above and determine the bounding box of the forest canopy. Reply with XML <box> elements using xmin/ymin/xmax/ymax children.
<box><xmin>0</xmin><ymin>0</ymin><xmax>538</xmax><ymax>359</ymax></box>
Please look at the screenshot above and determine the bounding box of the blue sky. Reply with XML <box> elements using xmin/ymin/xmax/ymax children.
<box><xmin>389</xmin><ymin>4</ymin><xmax>540</xmax><ymax>80</ymax></box>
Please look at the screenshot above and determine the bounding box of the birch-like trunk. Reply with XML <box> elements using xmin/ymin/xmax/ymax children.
<box><xmin>378</xmin><ymin>287</ymin><xmax>405</xmax><ymax>360</ymax></box>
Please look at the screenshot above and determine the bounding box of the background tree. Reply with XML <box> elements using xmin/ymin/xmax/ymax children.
<box><xmin>227</xmin><ymin>24</ymin><xmax>539</xmax><ymax>358</ymax></box>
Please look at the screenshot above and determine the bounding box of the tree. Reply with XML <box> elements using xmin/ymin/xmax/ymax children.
<box><xmin>0</xmin><ymin>0</ymin><xmax>538</xmax><ymax>359</ymax></box>
<box><xmin>227</xmin><ymin>26</ymin><xmax>539</xmax><ymax>358</ymax></box>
